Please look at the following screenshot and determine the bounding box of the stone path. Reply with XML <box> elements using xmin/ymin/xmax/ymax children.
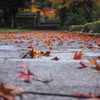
<box><xmin>0</xmin><ymin>31</ymin><xmax>100</xmax><ymax>100</ymax></box>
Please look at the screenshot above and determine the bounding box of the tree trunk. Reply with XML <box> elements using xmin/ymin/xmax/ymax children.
<box><xmin>11</xmin><ymin>13</ymin><xmax>14</xmax><ymax>28</ymax></box>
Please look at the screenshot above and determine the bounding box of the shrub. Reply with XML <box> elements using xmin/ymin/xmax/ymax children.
<box><xmin>90</xmin><ymin>21</ymin><xmax>100</xmax><ymax>33</ymax></box>
<box><xmin>69</xmin><ymin>25</ymin><xmax>84</xmax><ymax>32</ymax></box>
<box><xmin>83</xmin><ymin>21</ymin><xmax>100</xmax><ymax>33</ymax></box>
<box><xmin>65</xmin><ymin>13</ymin><xmax>87</xmax><ymax>26</ymax></box>
<box><xmin>82</xmin><ymin>23</ymin><xmax>92</xmax><ymax>32</ymax></box>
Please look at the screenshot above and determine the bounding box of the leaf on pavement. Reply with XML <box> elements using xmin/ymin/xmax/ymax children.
<box><xmin>28</xmin><ymin>47</ymin><xmax>37</xmax><ymax>58</ymax></box>
<box><xmin>51</xmin><ymin>57</ymin><xmax>60</xmax><ymax>61</ymax></box>
<box><xmin>28</xmin><ymin>47</ymin><xmax>42</xmax><ymax>58</ymax></box>
<box><xmin>73</xmin><ymin>51</ymin><xmax>84</xmax><ymax>60</ymax></box>
<box><xmin>77</xmin><ymin>62</ymin><xmax>88</xmax><ymax>69</ymax></box>
<box><xmin>4</xmin><ymin>43</ymin><xmax>10</xmax><ymax>45</ymax></box>
<box><xmin>16</xmin><ymin>65</ymin><xmax>28</xmax><ymax>68</ymax></box>
<box><xmin>16</xmin><ymin>69</ymin><xmax>35</xmax><ymax>83</ymax></box>
<box><xmin>33</xmin><ymin>74</ymin><xmax>53</xmax><ymax>87</ymax></box>
<box><xmin>43</xmin><ymin>51</ymin><xmax>51</xmax><ymax>56</ymax></box>
<box><xmin>0</xmin><ymin>83</ymin><xmax>25</xmax><ymax>100</ymax></box>
<box><xmin>88</xmin><ymin>59</ymin><xmax>100</xmax><ymax>71</ymax></box>
<box><xmin>34</xmin><ymin>74</ymin><xmax>53</xmax><ymax>83</ymax></box>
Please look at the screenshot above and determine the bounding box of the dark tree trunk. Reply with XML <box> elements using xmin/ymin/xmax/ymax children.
<box><xmin>11</xmin><ymin>13</ymin><xmax>14</xmax><ymax>28</ymax></box>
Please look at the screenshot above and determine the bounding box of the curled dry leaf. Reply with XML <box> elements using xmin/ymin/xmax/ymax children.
<box><xmin>51</xmin><ymin>57</ymin><xmax>60</xmax><ymax>61</ymax></box>
<box><xmin>88</xmin><ymin>59</ymin><xmax>100</xmax><ymax>71</ymax></box>
<box><xmin>0</xmin><ymin>83</ymin><xmax>25</xmax><ymax>100</ymax></box>
<box><xmin>4</xmin><ymin>43</ymin><xmax>10</xmax><ymax>45</ymax></box>
<box><xmin>88</xmin><ymin>59</ymin><xmax>97</xmax><ymax>66</ymax></box>
<box><xmin>16</xmin><ymin>65</ymin><xmax>28</xmax><ymax>68</ymax></box>
<box><xmin>43</xmin><ymin>51</ymin><xmax>51</xmax><ymax>56</ymax></box>
<box><xmin>34</xmin><ymin>74</ymin><xmax>53</xmax><ymax>83</ymax></box>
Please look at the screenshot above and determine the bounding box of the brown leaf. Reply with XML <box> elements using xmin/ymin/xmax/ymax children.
<box><xmin>51</xmin><ymin>57</ymin><xmax>60</xmax><ymax>61</ymax></box>
<box><xmin>43</xmin><ymin>51</ymin><xmax>50</xmax><ymax>56</ymax></box>
<box><xmin>0</xmin><ymin>83</ymin><xmax>25</xmax><ymax>100</ymax></box>
<box><xmin>34</xmin><ymin>74</ymin><xmax>53</xmax><ymax>83</ymax></box>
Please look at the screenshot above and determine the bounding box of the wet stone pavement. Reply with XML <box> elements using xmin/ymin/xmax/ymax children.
<box><xmin>0</xmin><ymin>31</ymin><xmax>100</xmax><ymax>100</ymax></box>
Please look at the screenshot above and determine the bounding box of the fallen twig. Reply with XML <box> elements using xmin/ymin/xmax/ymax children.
<box><xmin>21</xmin><ymin>52</ymin><xmax>29</xmax><ymax>59</ymax></box>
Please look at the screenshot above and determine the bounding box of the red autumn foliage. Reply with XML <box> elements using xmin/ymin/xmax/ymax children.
<box><xmin>73</xmin><ymin>51</ymin><xmax>84</xmax><ymax>60</ymax></box>
<box><xmin>77</xmin><ymin>62</ymin><xmax>88</xmax><ymax>69</ymax></box>
<box><xmin>16</xmin><ymin>69</ymin><xmax>35</xmax><ymax>83</ymax></box>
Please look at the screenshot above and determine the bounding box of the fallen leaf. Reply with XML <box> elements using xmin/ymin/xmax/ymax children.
<box><xmin>40</xmin><ymin>51</ymin><xmax>44</xmax><ymax>54</ymax></box>
<box><xmin>51</xmin><ymin>57</ymin><xmax>60</xmax><ymax>61</ymax></box>
<box><xmin>73</xmin><ymin>51</ymin><xmax>84</xmax><ymax>60</ymax></box>
<box><xmin>77</xmin><ymin>62</ymin><xmax>88</xmax><ymax>69</ymax></box>
<box><xmin>34</xmin><ymin>74</ymin><xmax>53</xmax><ymax>83</ymax></box>
<box><xmin>88</xmin><ymin>59</ymin><xmax>97</xmax><ymax>66</ymax></box>
<box><xmin>28</xmin><ymin>47</ymin><xmax>37</xmax><ymax>58</ymax></box>
<box><xmin>88</xmin><ymin>59</ymin><xmax>100</xmax><ymax>70</ymax></box>
<box><xmin>0</xmin><ymin>83</ymin><xmax>25</xmax><ymax>100</ymax></box>
<box><xmin>87</xmin><ymin>44</ymin><xmax>93</xmax><ymax>49</ymax></box>
<box><xmin>16</xmin><ymin>65</ymin><xmax>28</xmax><ymax>68</ymax></box>
<box><xmin>97</xmin><ymin>56</ymin><xmax>100</xmax><ymax>60</ymax></box>
<box><xmin>33</xmin><ymin>74</ymin><xmax>53</xmax><ymax>87</ymax></box>
<box><xmin>15</xmin><ymin>41</ymin><xmax>24</xmax><ymax>43</ymax></box>
<box><xmin>43</xmin><ymin>51</ymin><xmax>51</xmax><ymax>56</ymax></box>
<box><xmin>4</xmin><ymin>43</ymin><xmax>10</xmax><ymax>45</ymax></box>
<box><xmin>16</xmin><ymin>69</ymin><xmax>35</xmax><ymax>83</ymax></box>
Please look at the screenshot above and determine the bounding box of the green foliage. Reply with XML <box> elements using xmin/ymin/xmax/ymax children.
<box><xmin>92</xmin><ymin>6</ymin><xmax>100</xmax><ymax>21</ymax></box>
<box><xmin>65</xmin><ymin>13</ymin><xmax>87</xmax><ymax>26</ymax></box>
<box><xmin>57</xmin><ymin>7</ymin><xmax>68</xmax><ymax>26</ymax></box>
<box><xmin>83</xmin><ymin>23</ymin><xmax>92</xmax><ymax>32</ymax></box>
<box><xmin>90</xmin><ymin>21</ymin><xmax>100</xmax><ymax>33</ymax></box>
<box><xmin>69</xmin><ymin>25</ymin><xmax>84</xmax><ymax>32</ymax></box>
<box><xmin>70</xmin><ymin>21</ymin><xmax>100</xmax><ymax>33</ymax></box>
<box><xmin>33</xmin><ymin>0</ymin><xmax>52</xmax><ymax>10</ymax></box>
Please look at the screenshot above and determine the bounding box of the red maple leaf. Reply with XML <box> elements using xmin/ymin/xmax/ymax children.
<box><xmin>77</xmin><ymin>62</ymin><xmax>88</xmax><ymax>69</ymax></box>
<box><xmin>16</xmin><ymin>69</ymin><xmax>35</xmax><ymax>83</ymax></box>
<box><xmin>73</xmin><ymin>51</ymin><xmax>84</xmax><ymax>60</ymax></box>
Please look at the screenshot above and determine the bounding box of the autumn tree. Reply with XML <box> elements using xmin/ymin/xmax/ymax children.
<box><xmin>49</xmin><ymin>0</ymin><xmax>100</xmax><ymax>25</ymax></box>
<box><xmin>0</xmin><ymin>0</ymin><xmax>32</xmax><ymax>27</ymax></box>
<box><xmin>33</xmin><ymin>0</ymin><xmax>52</xmax><ymax>10</ymax></box>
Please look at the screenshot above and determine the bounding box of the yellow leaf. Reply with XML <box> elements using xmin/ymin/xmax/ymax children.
<box><xmin>88</xmin><ymin>59</ymin><xmax>97</xmax><ymax>66</ymax></box>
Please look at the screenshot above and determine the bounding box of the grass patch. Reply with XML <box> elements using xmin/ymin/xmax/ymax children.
<box><xmin>0</xmin><ymin>27</ymin><xmax>34</xmax><ymax>33</ymax></box>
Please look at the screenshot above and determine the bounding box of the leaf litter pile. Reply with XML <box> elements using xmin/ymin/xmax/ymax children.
<box><xmin>0</xmin><ymin>31</ymin><xmax>100</xmax><ymax>100</ymax></box>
